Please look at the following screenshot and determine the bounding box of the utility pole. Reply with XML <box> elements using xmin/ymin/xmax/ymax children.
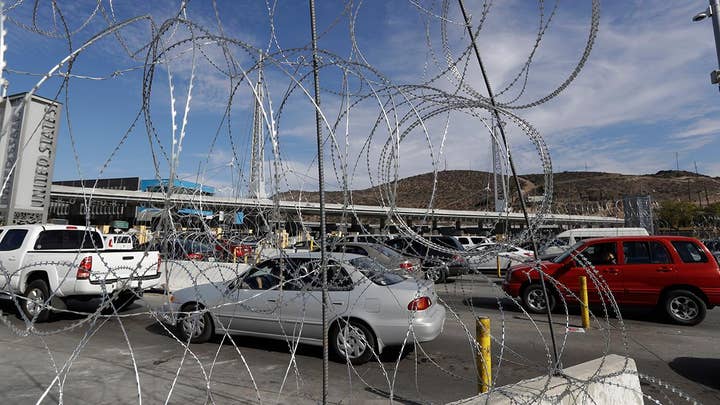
<box><xmin>675</xmin><ymin>152</ymin><xmax>680</xmax><ymax>172</ymax></box>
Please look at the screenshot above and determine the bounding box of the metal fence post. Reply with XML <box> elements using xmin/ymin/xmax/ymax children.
<box><xmin>579</xmin><ymin>276</ymin><xmax>590</xmax><ymax>329</ymax></box>
<box><xmin>476</xmin><ymin>317</ymin><xmax>491</xmax><ymax>393</ymax></box>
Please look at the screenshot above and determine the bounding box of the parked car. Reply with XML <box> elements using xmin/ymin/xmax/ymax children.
<box><xmin>467</xmin><ymin>243</ymin><xmax>535</xmax><ymax>273</ymax></box>
<box><xmin>502</xmin><ymin>236</ymin><xmax>720</xmax><ymax>325</ymax></box>
<box><xmin>216</xmin><ymin>236</ymin><xmax>260</xmax><ymax>261</ymax></box>
<box><xmin>384</xmin><ymin>236</ymin><xmax>469</xmax><ymax>283</ymax></box>
<box><xmin>537</xmin><ymin>238</ymin><xmax>570</xmax><ymax>259</ymax></box>
<box><xmin>0</xmin><ymin>225</ymin><xmax>161</xmax><ymax>322</ymax></box>
<box><xmin>452</xmin><ymin>235</ymin><xmax>491</xmax><ymax>250</ymax></box>
<box><xmin>328</xmin><ymin>242</ymin><xmax>421</xmax><ymax>275</ymax></box>
<box><xmin>167</xmin><ymin>252</ymin><xmax>446</xmax><ymax>364</ymax></box>
<box><xmin>149</xmin><ymin>238</ymin><xmax>216</xmax><ymax>261</ymax></box>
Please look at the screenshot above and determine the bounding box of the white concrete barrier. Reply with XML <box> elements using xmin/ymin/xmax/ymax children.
<box><xmin>450</xmin><ymin>354</ymin><xmax>642</xmax><ymax>405</ymax></box>
<box><xmin>159</xmin><ymin>260</ymin><xmax>250</xmax><ymax>292</ymax></box>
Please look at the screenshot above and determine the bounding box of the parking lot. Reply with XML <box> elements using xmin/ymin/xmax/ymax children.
<box><xmin>1</xmin><ymin>274</ymin><xmax>719</xmax><ymax>404</ymax></box>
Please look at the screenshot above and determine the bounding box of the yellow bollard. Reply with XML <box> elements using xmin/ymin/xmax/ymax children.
<box><xmin>476</xmin><ymin>317</ymin><xmax>492</xmax><ymax>393</ymax></box>
<box><xmin>496</xmin><ymin>256</ymin><xmax>501</xmax><ymax>278</ymax></box>
<box><xmin>579</xmin><ymin>275</ymin><xmax>590</xmax><ymax>330</ymax></box>
<box><xmin>309</xmin><ymin>238</ymin><xmax>314</xmax><ymax>251</ymax></box>
<box><xmin>243</xmin><ymin>254</ymin><xmax>248</xmax><ymax>264</ymax></box>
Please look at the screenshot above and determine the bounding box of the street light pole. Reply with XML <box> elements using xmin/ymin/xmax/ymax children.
<box><xmin>710</xmin><ymin>0</ymin><xmax>720</xmax><ymax>88</ymax></box>
<box><xmin>694</xmin><ymin>0</ymin><xmax>720</xmax><ymax>90</ymax></box>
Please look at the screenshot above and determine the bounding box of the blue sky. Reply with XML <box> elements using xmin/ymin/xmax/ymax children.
<box><xmin>4</xmin><ymin>1</ymin><xmax>720</xmax><ymax>196</ymax></box>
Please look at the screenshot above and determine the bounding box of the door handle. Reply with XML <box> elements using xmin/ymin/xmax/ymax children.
<box><xmin>267</xmin><ymin>299</ymin><xmax>276</xmax><ymax>303</ymax></box>
<box><xmin>332</xmin><ymin>302</ymin><xmax>344</xmax><ymax>306</ymax></box>
<box><xmin>656</xmin><ymin>268</ymin><xmax>672</xmax><ymax>273</ymax></box>
<box><xmin>603</xmin><ymin>268</ymin><xmax>619</xmax><ymax>275</ymax></box>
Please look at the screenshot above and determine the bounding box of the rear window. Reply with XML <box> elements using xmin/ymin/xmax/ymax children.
<box><xmin>671</xmin><ymin>241</ymin><xmax>708</xmax><ymax>263</ymax></box>
<box><xmin>34</xmin><ymin>230</ymin><xmax>104</xmax><ymax>250</ymax></box>
<box><xmin>349</xmin><ymin>256</ymin><xmax>405</xmax><ymax>286</ymax></box>
<box><xmin>0</xmin><ymin>229</ymin><xmax>27</xmax><ymax>251</ymax></box>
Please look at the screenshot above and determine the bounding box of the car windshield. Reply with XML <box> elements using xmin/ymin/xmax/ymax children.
<box><xmin>349</xmin><ymin>256</ymin><xmax>405</xmax><ymax>286</ymax></box>
<box><xmin>552</xmin><ymin>241</ymin><xmax>585</xmax><ymax>263</ymax></box>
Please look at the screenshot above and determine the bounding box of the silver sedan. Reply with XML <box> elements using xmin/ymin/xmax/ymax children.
<box><xmin>166</xmin><ymin>252</ymin><xmax>446</xmax><ymax>365</ymax></box>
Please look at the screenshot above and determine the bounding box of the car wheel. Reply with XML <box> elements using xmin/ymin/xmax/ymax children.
<box><xmin>21</xmin><ymin>279</ymin><xmax>51</xmax><ymax>322</ymax></box>
<box><xmin>177</xmin><ymin>304</ymin><xmax>213</xmax><ymax>343</ymax></box>
<box><xmin>522</xmin><ymin>283</ymin><xmax>556</xmax><ymax>314</ymax></box>
<box><xmin>663</xmin><ymin>290</ymin><xmax>706</xmax><ymax>326</ymax></box>
<box><xmin>331</xmin><ymin>319</ymin><xmax>376</xmax><ymax>365</ymax></box>
<box><xmin>425</xmin><ymin>267</ymin><xmax>446</xmax><ymax>284</ymax></box>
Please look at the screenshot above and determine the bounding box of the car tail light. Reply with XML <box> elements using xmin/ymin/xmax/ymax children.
<box><xmin>524</xmin><ymin>252</ymin><xmax>534</xmax><ymax>257</ymax></box>
<box><xmin>408</xmin><ymin>296</ymin><xmax>432</xmax><ymax>311</ymax></box>
<box><xmin>453</xmin><ymin>255</ymin><xmax>465</xmax><ymax>263</ymax></box>
<box><xmin>77</xmin><ymin>256</ymin><xmax>92</xmax><ymax>280</ymax></box>
<box><xmin>187</xmin><ymin>253</ymin><xmax>204</xmax><ymax>261</ymax></box>
<box><xmin>400</xmin><ymin>261</ymin><xmax>414</xmax><ymax>271</ymax></box>
<box><xmin>157</xmin><ymin>256</ymin><xmax>162</xmax><ymax>272</ymax></box>
<box><xmin>108</xmin><ymin>238</ymin><xmax>113</xmax><ymax>248</ymax></box>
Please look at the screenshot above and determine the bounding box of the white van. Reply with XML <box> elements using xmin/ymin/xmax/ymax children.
<box><xmin>556</xmin><ymin>227</ymin><xmax>649</xmax><ymax>245</ymax></box>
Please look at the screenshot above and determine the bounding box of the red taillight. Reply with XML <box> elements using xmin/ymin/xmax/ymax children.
<box><xmin>77</xmin><ymin>256</ymin><xmax>92</xmax><ymax>279</ymax></box>
<box><xmin>66</xmin><ymin>226</ymin><xmax>77</xmax><ymax>230</ymax></box>
<box><xmin>187</xmin><ymin>253</ymin><xmax>203</xmax><ymax>261</ymax></box>
<box><xmin>400</xmin><ymin>261</ymin><xmax>414</xmax><ymax>271</ymax></box>
<box><xmin>408</xmin><ymin>296</ymin><xmax>432</xmax><ymax>311</ymax></box>
<box><xmin>157</xmin><ymin>256</ymin><xmax>162</xmax><ymax>272</ymax></box>
<box><xmin>524</xmin><ymin>252</ymin><xmax>534</xmax><ymax>257</ymax></box>
<box><xmin>108</xmin><ymin>238</ymin><xmax>113</xmax><ymax>248</ymax></box>
<box><xmin>453</xmin><ymin>255</ymin><xmax>465</xmax><ymax>263</ymax></box>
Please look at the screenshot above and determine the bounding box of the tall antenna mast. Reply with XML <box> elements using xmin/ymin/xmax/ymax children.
<box><xmin>249</xmin><ymin>53</ymin><xmax>267</xmax><ymax>199</ymax></box>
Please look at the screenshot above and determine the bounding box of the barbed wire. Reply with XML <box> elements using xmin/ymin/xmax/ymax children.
<box><xmin>0</xmin><ymin>1</ymin><xmax>705</xmax><ymax>404</ymax></box>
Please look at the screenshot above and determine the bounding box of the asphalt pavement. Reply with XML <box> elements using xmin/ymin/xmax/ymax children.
<box><xmin>0</xmin><ymin>275</ymin><xmax>718</xmax><ymax>404</ymax></box>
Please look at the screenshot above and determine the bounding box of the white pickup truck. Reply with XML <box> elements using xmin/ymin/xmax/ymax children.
<box><xmin>0</xmin><ymin>224</ymin><xmax>161</xmax><ymax>322</ymax></box>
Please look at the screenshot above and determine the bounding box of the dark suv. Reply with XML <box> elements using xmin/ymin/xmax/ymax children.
<box><xmin>385</xmin><ymin>236</ymin><xmax>469</xmax><ymax>283</ymax></box>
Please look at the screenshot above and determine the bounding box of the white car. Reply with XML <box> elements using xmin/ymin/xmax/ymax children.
<box><xmin>452</xmin><ymin>235</ymin><xmax>491</xmax><ymax>250</ymax></box>
<box><xmin>466</xmin><ymin>243</ymin><xmax>535</xmax><ymax>272</ymax></box>
<box><xmin>166</xmin><ymin>252</ymin><xmax>446</xmax><ymax>365</ymax></box>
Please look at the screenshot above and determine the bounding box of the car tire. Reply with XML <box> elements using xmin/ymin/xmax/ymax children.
<box><xmin>425</xmin><ymin>266</ymin><xmax>447</xmax><ymax>284</ymax></box>
<box><xmin>521</xmin><ymin>283</ymin><xmax>556</xmax><ymax>314</ymax></box>
<box><xmin>21</xmin><ymin>279</ymin><xmax>52</xmax><ymax>322</ymax></box>
<box><xmin>330</xmin><ymin>319</ymin><xmax>376</xmax><ymax>365</ymax></box>
<box><xmin>176</xmin><ymin>303</ymin><xmax>213</xmax><ymax>343</ymax></box>
<box><xmin>663</xmin><ymin>289</ymin><xmax>706</xmax><ymax>326</ymax></box>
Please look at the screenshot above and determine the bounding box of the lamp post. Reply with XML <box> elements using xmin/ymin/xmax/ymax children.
<box><xmin>694</xmin><ymin>0</ymin><xmax>720</xmax><ymax>90</ymax></box>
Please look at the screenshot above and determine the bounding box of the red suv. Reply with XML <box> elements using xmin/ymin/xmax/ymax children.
<box><xmin>502</xmin><ymin>236</ymin><xmax>720</xmax><ymax>325</ymax></box>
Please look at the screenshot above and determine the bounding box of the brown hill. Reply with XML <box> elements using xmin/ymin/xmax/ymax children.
<box><xmin>277</xmin><ymin>170</ymin><xmax>720</xmax><ymax>211</ymax></box>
